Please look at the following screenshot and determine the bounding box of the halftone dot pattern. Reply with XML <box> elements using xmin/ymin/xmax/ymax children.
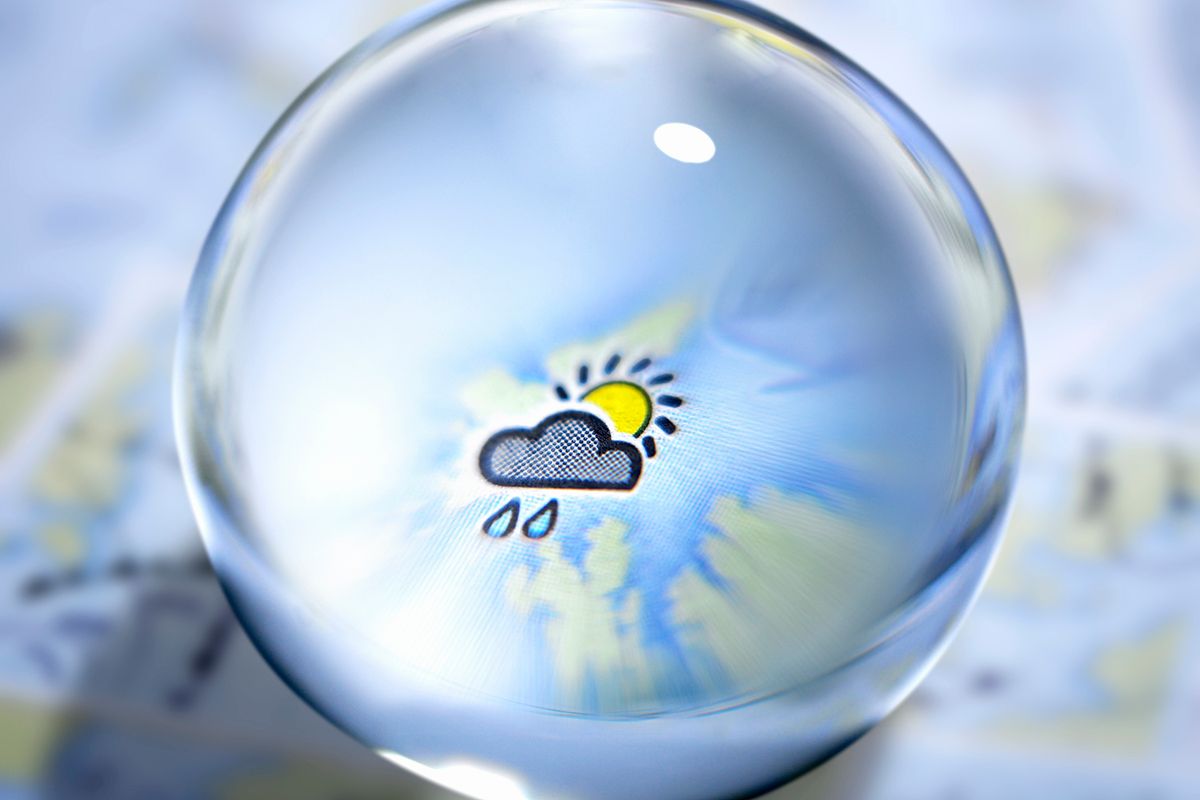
<box><xmin>480</xmin><ymin>411</ymin><xmax>642</xmax><ymax>490</ymax></box>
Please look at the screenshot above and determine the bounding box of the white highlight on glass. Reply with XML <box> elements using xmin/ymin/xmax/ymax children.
<box><xmin>653</xmin><ymin>122</ymin><xmax>716</xmax><ymax>163</ymax></box>
<box><xmin>378</xmin><ymin>752</ymin><xmax>529</xmax><ymax>800</ymax></box>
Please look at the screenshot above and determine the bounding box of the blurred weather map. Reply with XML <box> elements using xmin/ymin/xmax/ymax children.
<box><xmin>2</xmin><ymin>0</ymin><xmax>1200</xmax><ymax>798</ymax></box>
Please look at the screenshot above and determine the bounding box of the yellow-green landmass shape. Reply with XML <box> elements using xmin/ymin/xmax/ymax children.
<box><xmin>505</xmin><ymin>518</ymin><xmax>655</xmax><ymax>711</ymax></box>
<box><xmin>222</xmin><ymin>761</ymin><xmax>420</xmax><ymax>800</ymax></box>
<box><xmin>1056</xmin><ymin>443</ymin><xmax>1198</xmax><ymax>560</ymax></box>
<box><xmin>33</xmin><ymin>348</ymin><xmax>146</xmax><ymax>508</ymax></box>
<box><xmin>38</xmin><ymin>521</ymin><xmax>86</xmax><ymax>568</ymax></box>
<box><xmin>671</xmin><ymin>487</ymin><xmax>897</xmax><ymax>694</ymax></box>
<box><xmin>460</xmin><ymin>300</ymin><xmax>694</xmax><ymax>424</ymax></box>
<box><xmin>0</xmin><ymin>314</ymin><xmax>70</xmax><ymax>451</ymax></box>
<box><xmin>973</xmin><ymin>173</ymin><xmax>1118</xmax><ymax>291</ymax></box>
<box><xmin>988</xmin><ymin>619</ymin><xmax>1185</xmax><ymax>754</ymax></box>
<box><xmin>983</xmin><ymin>495</ymin><xmax>1061</xmax><ymax>608</ymax></box>
<box><xmin>545</xmin><ymin>299</ymin><xmax>693</xmax><ymax>379</ymax></box>
<box><xmin>460</xmin><ymin>368</ymin><xmax>550</xmax><ymax>422</ymax></box>
<box><xmin>458</xmin><ymin>299</ymin><xmax>696</xmax><ymax>429</ymax></box>
<box><xmin>0</xmin><ymin>698</ymin><xmax>73</xmax><ymax>780</ymax></box>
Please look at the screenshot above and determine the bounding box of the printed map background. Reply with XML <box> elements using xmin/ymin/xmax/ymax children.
<box><xmin>2</xmin><ymin>0</ymin><xmax>1198</xmax><ymax>797</ymax></box>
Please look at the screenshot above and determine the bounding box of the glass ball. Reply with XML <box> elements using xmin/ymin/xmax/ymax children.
<box><xmin>175</xmin><ymin>1</ymin><xmax>1025</xmax><ymax>798</ymax></box>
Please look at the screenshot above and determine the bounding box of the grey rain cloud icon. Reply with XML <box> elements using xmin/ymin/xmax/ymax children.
<box><xmin>479</xmin><ymin>410</ymin><xmax>643</xmax><ymax>491</ymax></box>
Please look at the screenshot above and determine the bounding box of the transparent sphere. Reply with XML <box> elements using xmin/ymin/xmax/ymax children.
<box><xmin>175</xmin><ymin>1</ymin><xmax>1025</xmax><ymax>798</ymax></box>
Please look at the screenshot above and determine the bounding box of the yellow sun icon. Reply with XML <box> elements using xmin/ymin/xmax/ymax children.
<box><xmin>554</xmin><ymin>354</ymin><xmax>682</xmax><ymax>458</ymax></box>
<box><xmin>478</xmin><ymin>352</ymin><xmax>684</xmax><ymax>537</ymax></box>
<box><xmin>581</xmin><ymin>381</ymin><xmax>651</xmax><ymax>436</ymax></box>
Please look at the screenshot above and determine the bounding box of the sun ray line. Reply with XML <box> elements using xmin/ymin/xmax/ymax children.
<box><xmin>657</xmin><ymin>395</ymin><xmax>683</xmax><ymax>407</ymax></box>
<box><xmin>655</xmin><ymin>416</ymin><xmax>677</xmax><ymax>434</ymax></box>
<box><xmin>648</xmin><ymin>373</ymin><xmax>674</xmax><ymax>386</ymax></box>
<box><xmin>578</xmin><ymin>363</ymin><xmax>589</xmax><ymax>385</ymax></box>
<box><xmin>604</xmin><ymin>354</ymin><xmax>621</xmax><ymax>374</ymax></box>
<box><xmin>630</xmin><ymin>357</ymin><xmax>652</xmax><ymax>374</ymax></box>
<box><xmin>554</xmin><ymin>385</ymin><xmax>569</xmax><ymax>400</ymax></box>
<box><xmin>642</xmin><ymin>436</ymin><xmax>657</xmax><ymax>457</ymax></box>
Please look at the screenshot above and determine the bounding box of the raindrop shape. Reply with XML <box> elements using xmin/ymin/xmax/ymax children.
<box><xmin>522</xmin><ymin>499</ymin><xmax>558</xmax><ymax>539</ymax></box>
<box><xmin>482</xmin><ymin>499</ymin><xmax>519</xmax><ymax>537</ymax></box>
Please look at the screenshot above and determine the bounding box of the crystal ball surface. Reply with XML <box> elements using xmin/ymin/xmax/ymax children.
<box><xmin>175</xmin><ymin>2</ymin><xmax>1025</xmax><ymax>798</ymax></box>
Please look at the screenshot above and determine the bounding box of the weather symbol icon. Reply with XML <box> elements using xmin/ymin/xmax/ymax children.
<box><xmin>479</xmin><ymin>353</ymin><xmax>682</xmax><ymax>539</ymax></box>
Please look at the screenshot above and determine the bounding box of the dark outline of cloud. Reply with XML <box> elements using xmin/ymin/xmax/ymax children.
<box><xmin>478</xmin><ymin>410</ymin><xmax>642</xmax><ymax>491</ymax></box>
